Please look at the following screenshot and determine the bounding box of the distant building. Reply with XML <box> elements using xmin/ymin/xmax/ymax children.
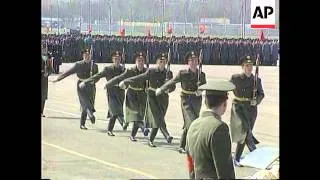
<box><xmin>200</xmin><ymin>18</ymin><xmax>230</xmax><ymax>25</ymax></box>
<box><xmin>41</xmin><ymin>17</ymin><xmax>64</xmax><ymax>28</ymax></box>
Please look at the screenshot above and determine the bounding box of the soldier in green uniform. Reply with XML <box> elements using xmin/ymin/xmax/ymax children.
<box><xmin>119</xmin><ymin>53</ymin><xmax>175</xmax><ymax>147</ymax></box>
<box><xmin>41</xmin><ymin>47</ymin><xmax>54</xmax><ymax>117</ymax></box>
<box><xmin>52</xmin><ymin>49</ymin><xmax>99</xmax><ymax>130</ymax></box>
<box><xmin>105</xmin><ymin>52</ymin><xmax>149</xmax><ymax>142</ymax></box>
<box><xmin>230</xmin><ymin>56</ymin><xmax>265</xmax><ymax>166</ymax></box>
<box><xmin>156</xmin><ymin>51</ymin><xmax>206</xmax><ymax>153</ymax></box>
<box><xmin>185</xmin><ymin>79</ymin><xmax>236</xmax><ymax>179</ymax></box>
<box><xmin>80</xmin><ymin>51</ymin><xmax>127</xmax><ymax>136</ymax></box>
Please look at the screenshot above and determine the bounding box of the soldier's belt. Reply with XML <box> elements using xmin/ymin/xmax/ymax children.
<box><xmin>128</xmin><ymin>85</ymin><xmax>144</xmax><ymax>91</ymax></box>
<box><xmin>78</xmin><ymin>78</ymin><xmax>86</xmax><ymax>82</ymax></box>
<box><xmin>234</xmin><ymin>96</ymin><xmax>251</xmax><ymax>101</ymax></box>
<box><xmin>148</xmin><ymin>87</ymin><xmax>157</xmax><ymax>91</ymax></box>
<box><xmin>181</xmin><ymin>89</ymin><xmax>197</xmax><ymax>95</ymax></box>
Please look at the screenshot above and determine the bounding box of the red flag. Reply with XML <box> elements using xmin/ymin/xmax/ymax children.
<box><xmin>167</xmin><ymin>23</ymin><xmax>173</xmax><ymax>34</ymax></box>
<box><xmin>258</xmin><ymin>30</ymin><xmax>265</xmax><ymax>41</ymax></box>
<box><xmin>145</xmin><ymin>27</ymin><xmax>151</xmax><ymax>37</ymax></box>
<box><xmin>199</xmin><ymin>24</ymin><xmax>205</xmax><ymax>34</ymax></box>
<box><xmin>120</xmin><ymin>27</ymin><xmax>125</xmax><ymax>37</ymax></box>
<box><xmin>88</xmin><ymin>25</ymin><xmax>92</xmax><ymax>33</ymax></box>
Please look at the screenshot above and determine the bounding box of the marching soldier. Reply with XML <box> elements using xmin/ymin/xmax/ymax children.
<box><xmin>119</xmin><ymin>53</ymin><xmax>175</xmax><ymax>147</ymax></box>
<box><xmin>41</xmin><ymin>46</ymin><xmax>54</xmax><ymax>117</ymax></box>
<box><xmin>52</xmin><ymin>49</ymin><xmax>99</xmax><ymax>130</ymax></box>
<box><xmin>80</xmin><ymin>51</ymin><xmax>127</xmax><ymax>136</ymax></box>
<box><xmin>105</xmin><ymin>52</ymin><xmax>149</xmax><ymax>142</ymax></box>
<box><xmin>156</xmin><ymin>51</ymin><xmax>206</xmax><ymax>153</ymax></box>
<box><xmin>230</xmin><ymin>56</ymin><xmax>265</xmax><ymax>166</ymax></box>
<box><xmin>185</xmin><ymin>79</ymin><xmax>236</xmax><ymax>179</ymax></box>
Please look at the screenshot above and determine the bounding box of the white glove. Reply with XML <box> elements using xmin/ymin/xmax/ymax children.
<box><xmin>164</xmin><ymin>89</ymin><xmax>170</xmax><ymax>94</ymax></box>
<box><xmin>51</xmin><ymin>78</ymin><xmax>59</xmax><ymax>83</ymax></box>
<box><xmin>155</xmin><ymin>88</ymin><xmax>162</xmax><ymax>96</ymax></box>
<box><xmin>250</xmin><ymin>100</ymin><xmax>257</xmax><ymax>106</ymax></box>
<box><xmin>119</xmin><ymin>81</ymin><xmax>126</xmax><ymax>89</ymax></box>
<box><xmin>79</xmin><ymin>82</ymin><xmax>86</xmax><ymax>89</ymax></box>
<box><xmin>195</xmin><ymin>90</ymin><xmax>202</xmax><ymax>96</ymax></box>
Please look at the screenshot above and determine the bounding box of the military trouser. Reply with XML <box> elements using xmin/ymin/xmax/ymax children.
<box><xmin>180</xmin><ymin>127</ymin><xmax>188</xmax><ymax>149</ymax></box>
<box><xmin>53</xmin><ymin>59</ymin><xmax>60</xmax><ymax>74</ymax></box>
<box><xmin>54</xmin><ymin>64</ymin><xmax>60</xmax><ymax>74</ymax></box>
<box><xmin>234</xmin><ymin>107</ymin><xmax>258</xmax><ymax>161</ymax></box>
<box><xmin>80</xmin><ymin>108</ymin><xmax>95</xmax><ymax>126</ymax></box>
<box><xmin>107</xmin><ymin>111</ymin><xmax>111</xmax><ymax>118</ymax></box>
<box><xmin>107</xmin><ymin>115</ymin><xmax>125</xmax><ymax>131</ymax></box>
<box><xmin>80</xmin><ymin>110</ymin><xmax>87</xmax><ymax>126</ymax></box>
<box><xmin>179</xmin><ymin>95</ymin><xmax>202</xmax><ymax>150</ymax></box>
<box><xmin>149</xmin><ymin>126</ymin><xmax>171</xmax><ymax>142</ymax></box>
<box><xmin>131</xmin><ymin>121</ymin><xmax>146</xmax><ymax>137</ymax></box>
<box><xmin>77</xmin><ymin>81</ymin><xmax>96</xmax><ymax>127</ymax></box>
<box><xmin>41</xmin><ymin>100</ymin><xmax>46</xmax><ymax>115</ymax></box>
<box><xmin>235</xmin><ymin>131</ymin><xmax>257</xmax><ymax>161</ymax></box>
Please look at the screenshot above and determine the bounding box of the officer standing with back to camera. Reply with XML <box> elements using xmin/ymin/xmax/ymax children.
<box><xmin>185</xmin><ymin>79</ymin><xmax>236</xmax><ymax>179</ymax></box>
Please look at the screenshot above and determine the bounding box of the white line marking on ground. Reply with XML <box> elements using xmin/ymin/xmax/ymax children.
<box><xmin>42</xmin><ymin>141</ymin><xmax>158</xmax><ymax>179</ymax></box>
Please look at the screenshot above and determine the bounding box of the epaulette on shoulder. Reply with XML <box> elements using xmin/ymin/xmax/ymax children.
<box><xmin>106</xmin><ymin>64</ymin><xmax>114</xmax><ymax>69</ymax></box>
<box><xmin>149</xmin><ymin>68</ymin><xmax>157</xmax><ymax>73</ymax></box>
<box><xmin>76</xmin><ymin>60</ymin><xmax>84</xmax><ymax>64</ymax></box>
<box><xmin>232</xmin><ymin>73</ymin><xmax>242</xmax><ymax>78</ymax></box>
<box><xmin>179</xmin><ymin>69</ymin><xmax>188</xmax><ymax>75</ymax></box>
<box><xmin>128</xmin><ymin>67</ymin><xmax>136</xmax><ymax>71</ymax></box>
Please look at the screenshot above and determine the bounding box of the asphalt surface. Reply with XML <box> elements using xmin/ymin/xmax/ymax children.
<box><xmin>42</xmin><ymin>63</ymin><xmax>279</xmax><ymax>179</ymax></box>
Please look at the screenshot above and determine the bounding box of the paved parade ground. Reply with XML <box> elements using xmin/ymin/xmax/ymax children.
<box><xmin>42</xmin><ymin>63</ymin><xmax>279</xmax><ymax>179</ymax></box>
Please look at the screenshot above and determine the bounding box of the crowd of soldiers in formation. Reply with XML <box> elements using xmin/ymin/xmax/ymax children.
<box><xmin>41</xmin><ymin>34</ymin><xmax>279</xmax><ymax>66</ymax></box>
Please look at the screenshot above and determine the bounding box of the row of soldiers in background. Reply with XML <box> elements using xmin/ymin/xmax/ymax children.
<box><xmin>41</xmin><ymin>34</ymin><xmax>279</xmax><ymax>66</ymax></box>
<box><xmin>42</xmin><ymin>39</ymin><xmax>63</xmax><ymax>74</ymax></box>
<box><xmin>41</xmin><ymin>45</ymin><xmax>55</xmax><ymax>117</ymax></box>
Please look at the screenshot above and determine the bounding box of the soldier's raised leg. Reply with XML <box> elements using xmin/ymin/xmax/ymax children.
<box><xmin>137</xmin><ymin>121</ymin><xmax>149</xmax><ymax>136</ymax></box>
<box><xmin>234</xmin><ymin>132</ymin><xmax>256</xmax><ymax>167</ymax></box>
<box><xmin>245</xmin><ymin>128</ymin><xmax>257</xmax><ymax>151</ymax></box>
<box><xmin>160</xmin><ymin>126</ymin><xmax>173</xmax><ymax>143</ymax></box>
<box><xmin>122</xmin><ymin>121</ymin><xmax>129</xmax><ymax>130</ymax></box>
<box><xmin>117</xmin><ymin>115</ymin><xmax>127</xmax><ymax>130</ymax></box>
